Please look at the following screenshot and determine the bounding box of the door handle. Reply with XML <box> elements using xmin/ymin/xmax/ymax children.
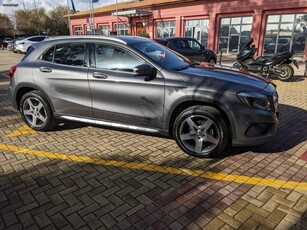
<box><xmin>39</xmin><ymin>67</ymin><xmax>52</xmax><ymax>73</ymax></box>
<box><xmin>92</xmin><ymin>72</ymin><xmax>108</xmax><ymax>79</ymax></box>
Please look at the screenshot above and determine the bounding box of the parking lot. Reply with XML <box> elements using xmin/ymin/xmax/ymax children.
<box><xmin>0</xmin><ymin>51</ymin><xmax>307</xmax><ymax>229</ymax></box>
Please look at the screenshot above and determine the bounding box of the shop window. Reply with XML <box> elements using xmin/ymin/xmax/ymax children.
<box><xmin>264</xmin><ymin>14</ymin><xmax>307</xmax><ymax>56</ymax></box>
<box><xmin>156</xmin><ymin>21</ymin><xmax>176</xmax><ymax>38</ymax></box>
<box><xmin>99</xmin><ymin>25</ymin><xmax>110</xmax><ymax>35</ymax></box>
<box><xmin>219</xmin><ymin>16</ymin><xmax>252</xmax><ymax>53</ymax></box>
<box><xmin>116</xmin><ymin>24</ymin><xmax>128</xmax><ymax>36</ymax></box>
<box><xmin>184</xmin><ymin>19</ymin><xmax>209</xmax><ymax>47</ymax></box>
<box><xmin>74</xmin><ymin>27</ymin><xmax>83</xmax><ymax>35</ymax></box>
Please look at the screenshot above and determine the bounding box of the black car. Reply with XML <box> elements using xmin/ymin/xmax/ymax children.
<box><xmin>9</xmin><ymin>36</ymin><xmax>278</xmax><ymax>157</ymax></box>
<box><xmin>155</xmin><ymin>37</ymin><xmax>217</xmax><ymax>64</ymax></box>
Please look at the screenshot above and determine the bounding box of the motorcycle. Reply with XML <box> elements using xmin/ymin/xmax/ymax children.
<box><xmin>233</xmin><ymin>38</ymin><xmax>299</xmax><ymax>81</ymax></box>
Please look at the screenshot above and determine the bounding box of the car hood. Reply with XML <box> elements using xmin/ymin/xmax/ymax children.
<box><xmin>177</xmin><ymin>63</ymin><xmax>270</xmax><ymax>92</ymax></box>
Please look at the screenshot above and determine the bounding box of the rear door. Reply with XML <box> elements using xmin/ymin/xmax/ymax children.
<box><xmin>32</xmin><ymin>42</ymin><xmax>92</xmax><ymax>117</ymax></box>
<box><xmin>88</xmin><ymin>42</ymin><xmax>165</xmax><ymax>129</ymax></box>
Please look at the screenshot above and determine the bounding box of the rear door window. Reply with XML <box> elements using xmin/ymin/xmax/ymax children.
<box><xmin>54</xmin><ymin>43</ymin><xmax>86</xmax><ymax>66</ymax></box>
<box><xmin>174</xmin><ymin>40</ymin><xmax>189</xmax><ymax>49</ymax></box>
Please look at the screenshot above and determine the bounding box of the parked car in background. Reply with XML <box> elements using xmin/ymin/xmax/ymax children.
<box><xmin>7</xmin><ymin>40</ymin><xmax>14</xmax><ymax>51</ymax></box>
<box><xmin>155</xmin><ymin>37</ymin><xmax>217</xmax><ymax>64</ymax></box>
<box><xmin>13</xmin><ymin>37</ymin><xmax>27</xmax><ymax>53</ymax></box>
<box><xmin>265</xmin><ymin>38</ymin><xmax>291</xmax><ymax>53</ymax></box>
<box><xmin>2</xmin><ymin>38</ymin><xmax>12</xmax><ymax>48</ymax></box>
<box><xmin>15</xmin><ymin>36</ymin><xmax>48</xmax><ymax>53</ymax></box>
<box><xmin>8</xmin><ymin>36</ymin><xmax>278</xmax><ymax>157</ymax></box>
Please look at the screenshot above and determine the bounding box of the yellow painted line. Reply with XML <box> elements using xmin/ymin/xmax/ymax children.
<box><xmin>7</xmin><ymin>124</ymin><xmax>38</xmax><ymax>137</ymax></box>
<box><xmin>0</xmin><ymin>143</ymin><xmax>307</xmax><ymax>191</ymax></box>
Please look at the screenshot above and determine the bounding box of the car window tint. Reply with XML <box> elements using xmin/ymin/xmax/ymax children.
<box><xmin>36</xmin><ymin>36</ymin><xmax>46</xmax><ymax>41</ymax></box>
<box><xmin>28</xmin><ymin>37</ymin><xmax>41</xmax><ymax>42</ymax></box>
<box><xmin>42</xmin><ymin>46</ymin><xmax>55</xmax><ymax>62</ymax></box>
<box><xmin>54</xmin><ymin>43</ymin><xmax>86</xmax><ymax>67</ymax></box>
<box><xmin>95</xmin><ymin>44</ymin><xmax>145</xmax><ymax>72</ymax></box>
<box><xmin>174</xmin><ymin>40</ymin><xmax>189</xmax><ymax>49</ymax></box>
<box><xmin>187</xmin><ymin>40</ymin><xmax>201</xmax><ymax>49</ymax></box>
<box><xmin>132</xmin><ymin>41</ymin><xmax>190</xmax><ymax>70</ymax></box>
<box><xmin>156</xmin><ymin>40</ymin><xmax>167</xmax><ymax>46</ymax></box>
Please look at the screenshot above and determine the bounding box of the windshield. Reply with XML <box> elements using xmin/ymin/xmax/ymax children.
<box><xmin>131</xmin><ymin>41</ymin><xmax>191</xmax><ymax>70</ymax></box>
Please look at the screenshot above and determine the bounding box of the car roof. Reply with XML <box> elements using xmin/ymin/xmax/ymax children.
<box><xmin>44</xmin><ymin>35</ymin><xmax>152</xmax><ymax>45</ymax></box>
<box><xmin>157</xmin><ymin>37</ymin><xmax>197</xmax><ymax>41</ymax></box>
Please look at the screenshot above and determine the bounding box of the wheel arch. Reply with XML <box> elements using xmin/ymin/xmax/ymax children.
<box><xmin>165</xmin><ymin>98</ymin><xmax>233</xmax><ymax>138</ymax></box>
<box><xmin>15</xmin><ymin>83</ymin><xmax>55</xmax><ymax>111</ymax></box>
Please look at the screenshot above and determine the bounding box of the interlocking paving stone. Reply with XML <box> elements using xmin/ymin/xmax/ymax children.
<box><xmin>0</xmin><ymin>53</ymin><xmax>307</xmax><ymax>229</ymax></box>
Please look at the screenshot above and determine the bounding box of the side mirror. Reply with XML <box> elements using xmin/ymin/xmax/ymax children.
<box><xmin>134</xmin><ymin>64</ymin><xmax>157</xmax><ymax>81</ymax></box>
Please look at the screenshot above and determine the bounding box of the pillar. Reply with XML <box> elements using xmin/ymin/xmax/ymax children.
<box><xmin>251</xmin><ymin>10</ymin><xmax>263</xmax><ymax>56</ymax></box>
<box><xmin>208</xmin><ymin>13</ymin><xmax>217</xmax><ymax>52</ymax></box>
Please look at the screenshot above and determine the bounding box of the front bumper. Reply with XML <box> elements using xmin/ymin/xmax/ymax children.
<box><xmin>231</xmin><ymin>106</ymin><xmax>278</xmax><ymax>146</ymax></box>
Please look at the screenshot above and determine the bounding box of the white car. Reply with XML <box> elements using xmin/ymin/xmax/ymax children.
<box><xmin>15</xmin><ymin>36</ymin><xmax>48</xmax><ymax>53</ymax></box>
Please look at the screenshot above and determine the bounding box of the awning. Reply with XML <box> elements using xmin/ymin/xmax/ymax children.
<box><xmin>111</xmin><ymin>9</ymin><xmax>152</xmax><ymax>17</ymax></box>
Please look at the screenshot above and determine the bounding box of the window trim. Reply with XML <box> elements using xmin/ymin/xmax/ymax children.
<box><xmin>39</xmin><ymin>42</ymin><xmax>89</xmax><ymax>69</ymax></box>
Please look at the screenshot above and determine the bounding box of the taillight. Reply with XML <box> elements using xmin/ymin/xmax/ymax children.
<box><xmin>9</xmin><ymin>66</ymin><xmax>17</xmax><ymax>79</ymax></box>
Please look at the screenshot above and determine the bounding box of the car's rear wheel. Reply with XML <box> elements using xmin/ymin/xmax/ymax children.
<box><xmin>208</xmin><ymin>58</ymin><xmax>216</xmax><ymax>65</ymax></box>
<box><xmin>20</xmin><ymin>91</ymin><xmax>56</xmax><ymax>131</ymax></box>
<box><xmin>173</xmin><ymin>106</ymin><xmax>229</xmax><ymax>157</ymax></box>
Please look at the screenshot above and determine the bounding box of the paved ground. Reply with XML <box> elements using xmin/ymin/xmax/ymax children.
<box><xmin>0</xmin><ymin>51</ymin><xmax>307</xmax><ymax>229</ymax></box>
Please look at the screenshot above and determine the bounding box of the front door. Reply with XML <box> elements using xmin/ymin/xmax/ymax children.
<box><xmin>88</xmin><ymin>42</ymin><xmax>165</xmax><ymax>129</ymax></box>
<box><xmin>136</xmin><ymin>22</ymin><xmax>146</xmax><ymax>37</ymax></box>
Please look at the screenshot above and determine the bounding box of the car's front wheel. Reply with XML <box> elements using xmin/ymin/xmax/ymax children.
<box><xmin>20</xmin><ymin>91</ymin><xmax>56</xmax><ymax>131</ymax></box>
<box><xmin>173</xmin><ymin>106</ymin><xmax>229</xmax><ymax>157</ymax></box>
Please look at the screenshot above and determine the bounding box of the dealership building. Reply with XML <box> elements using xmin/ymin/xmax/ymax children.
<box><xmin>69</xmin><ymin>0</ymin><xmax>307</xmax><ymax>58</ymax></box>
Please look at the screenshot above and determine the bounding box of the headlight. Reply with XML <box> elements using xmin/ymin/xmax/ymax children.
<box><xmin>237</xmin><ymin>92</ymin><xmax>271</xmax><ymax>111</ymax></box>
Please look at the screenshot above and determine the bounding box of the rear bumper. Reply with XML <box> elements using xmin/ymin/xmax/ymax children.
<box><xmin>8</xmin><ymin>85</ymin><xmax>18</xmax><ymax>110</ymax></box>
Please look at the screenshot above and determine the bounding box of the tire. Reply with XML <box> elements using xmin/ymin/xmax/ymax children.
<box><xmin>277</xmin><ymin>64</ymin><xmax>294</xmax><ymax>81</ymax></box>
<box><xmin>20</xmin><ymin>91</ymin><xmax>56</xmax><ymax>131</ymax></box>
<box><xmin>208</xmin><ymin>58</ymin><xmax>216</xmax><ymax>65</ymax></box>
<box><xmin>173</xmin><ymin>106</ymin><xmax>229</xmax><ymax>158</ymax></box>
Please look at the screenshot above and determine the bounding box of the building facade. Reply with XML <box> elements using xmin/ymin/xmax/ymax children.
<box><xmin>69</xmin><ymin>0</ymin><xmax>307</xmax><ymax>58</ymax></box>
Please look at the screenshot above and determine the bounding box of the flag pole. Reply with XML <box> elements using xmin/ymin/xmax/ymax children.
<box><xmin>67</xmin><ymin>0</ymin><xmax>72</xmax><ymax>35</ymax></box>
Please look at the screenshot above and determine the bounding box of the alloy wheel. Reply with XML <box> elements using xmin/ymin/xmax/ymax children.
<box><xmin>179</xmin><ymin>115</ymin><xmax>220</xmax><ymax>155</ymax></box>
<box><xmin>22</xmin><ymin>97</ymin><xmax>48</xmax><ymax>128</ymax></box>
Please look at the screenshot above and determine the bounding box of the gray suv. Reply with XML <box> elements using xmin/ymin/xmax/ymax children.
<box><xmin>8</xmin><ymin>36</ymin><xmax>278</xmax><ymax>157</ymax></box>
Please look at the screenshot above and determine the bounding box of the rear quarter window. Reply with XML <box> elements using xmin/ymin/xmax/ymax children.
<box><xmin>41</xmin><ymin>46</ymin><xmax>55</xmax><ymax>62</ymax></box>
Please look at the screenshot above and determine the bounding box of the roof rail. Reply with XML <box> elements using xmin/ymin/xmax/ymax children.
<box><xmin>45</xmin><ymin>35</ymin><xmax>127</xmax><ymax>44</ymax></box>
